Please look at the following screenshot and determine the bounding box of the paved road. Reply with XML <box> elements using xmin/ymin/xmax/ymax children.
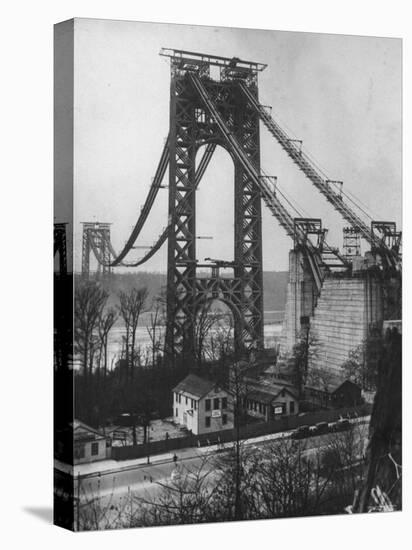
<box><xmin>77</xmin><ymin>419</ymin><xmax>368</xmax><ymax>505</ymax></box>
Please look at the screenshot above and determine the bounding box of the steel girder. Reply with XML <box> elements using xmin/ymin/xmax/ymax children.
<box><xmin>166</xmin><ymin>71</ymin><xmax>264</xmax><ymax>358</ymax></box>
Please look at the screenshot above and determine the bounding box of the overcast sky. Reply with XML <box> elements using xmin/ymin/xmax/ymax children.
<box><xmin>73</xmin><ymin>18</ymin><xmax>401</xmax><ymax>273</ymax></box>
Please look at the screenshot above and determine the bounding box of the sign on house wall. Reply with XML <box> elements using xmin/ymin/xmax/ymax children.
<box><xmin>212</xmin><ymin>410</ymin><xmax>221</xmax><ymax>418</ymax></box>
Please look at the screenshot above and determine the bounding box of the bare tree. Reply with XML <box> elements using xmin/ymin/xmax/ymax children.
<box><xmin>253</xmin><ymin>439</ymin><xmax>324</xmax><ymax>518</ymax></box>
<box><xmin>342</xmin><ymin>330</ymin><xmax>383</xmax><ymax>391</ymax></box>
<box><xmin>132</xmin><ymin>456</ymin><xmax>217</xmax><ymax>526</ymax></box>
<box><xmin>118</xmin><ymin>287</ymin><xmax>149</xmax><ymax>380</ymax></box>
<box><xmin>98</xmin><ymin>307</ymin><xmax>118</xmax><ymax>382</ymax></box>
<box><xmin>194</xmin><ymin>301</ymin><xmax>217</xmax><ymax>367</ymax></box>
<box><xmin>146</xmin><ymin>295</ymin><xmax>165</xmax><ymax>367</ymax></box>
<box><xmin>227</xmin><ymin>360</ymin><xmax>251</xmax><ymax>520</ymax></box>
<box><xmin>306</xmin><ymin>364</ymin><xmax>334</xmax><ymax>393</ymax></box>
<box><xmin>353</xmin><ymin>328</ymin><xmax>402</xmax><ymax>513</ymax></box>
<box><xmin>76</xmin><ymin>475</ymin><xmax>134</xmax><ymax>531</ymax></box>
<box><xmin>341</xmin><ymin>344</ymin><xmax>364</xmax><ymax>387</ymax></box>
<box><xmin>210</xmin><ymin>441</ymin><xmax>260</xmax><ymax>521</ymax></box>
<box><xmin>75</xmin><ymin>281</ymin><xmax>108</xmax><ymax>379</ymax></box>
<box><xmin>194</xmin><ymin>302</ymin><xmax>235</xmax><ymax>366</ymax></box>
<box><xmin>321</xmin><ymin>420</ymin><xmax>368</xmax><ymax>511</ymax></box>
<box><xmin>205</xmin><ymin>311</ymin><xmax>234</xmax><ymax>363</ymax></box>
<box><xmin>290</xmin><ymin>325</ymin><xmax>321</xmax><ymax>399</ymax></box>
<box><xmin>77</xmin><ymin>419</ymin><xmax>373</xmax><ymax>528</ymax></box>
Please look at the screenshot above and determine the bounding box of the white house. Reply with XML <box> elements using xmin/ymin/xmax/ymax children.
<box><xmin>172</xmin><ymin>374</ymin><xmax>233</xmax><ymax>435</ymax></box>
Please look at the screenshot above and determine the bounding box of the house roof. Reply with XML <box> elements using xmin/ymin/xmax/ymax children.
<box><xmin>248</xmin><ymin>389</ymin><xmax>277</xmax><ymax>405</ymax></box>
<box><xmin>248</xmin><ymin>384</ymin><xmax>298</xmax><ymax>404</ymax></box>
<box><xmin>305</xmin><ymin>378</ymin><xmax>361</xmax><ymax>395</ymax></box>
<box><xmin>72</xmin><ymin>419</ymin><xmax>106</xmax><ymax>442</ymax></box>
<box><xmin>331</xmin><ymin>380</ymin><xmax>361</xmax><ymax>394</ymax></box>
<box><xmin>248</xmin><ymin>379</ymin><xmax>298</xmax><ymax>399</ymax></box>
<box><xmin>263</xmin><ymin>364</ymin><xmax>278</xmax><ymax>376</ymax></box>
<box><xmin>173</xmin><ymin>373</ymin><xmax>217</xmax><ymax>398</ymax></box>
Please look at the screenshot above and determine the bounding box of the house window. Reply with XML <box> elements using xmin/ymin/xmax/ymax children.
<box><xmin>91</xmin><ymin>442</ymin><xmax>99</xmax><ymax>456</ymax></box>
<box><xmin>222</xmin><ymin>397</ymin><xmax>227</xmax><ymax>409</ymax></box>
<box><xmin>194</xmin><ymin>400</ymin><xmax>197</xmax><ymax>410</ymax></box>
<box><xmin>222</xmin><ymin>414</ymin><xmax>227</xmax><ymax>425</ymax></box>
<box><xmin>290</xmin><ymin>401</ymin><xmax>295</xmax><ymax>414</ymax></box>
<box><xmin>205</xmin><ymin>399</ymin><xmax>211</xmax><ymax>411</ymax></box>
<box><xmin>281</xmin><ymin>389</ymin><xmax>286</xmax><ymax>397</ymax></box>
<box><xmin>213</xmin><ymin>398</ymin><xmax>220</xmax><ymax>410</ymax></box>
<box><xmin>178</xmin><ymin>394</ymin><xmax>181</xmax><ymax>403</ymax></box>
<box><xmin>186</xmin><ymin>396</ymin><xmax>188</xmax><ymax>405</ymax></box>
<box><xmin>175</xmin><ymin>408</ymin><xmax>178</xmax><ymax>417</ymax></box>
<box><xmin>205</xmin><ymin>416</ymin><xmax>211</xmax><ymax>428</ymax></box>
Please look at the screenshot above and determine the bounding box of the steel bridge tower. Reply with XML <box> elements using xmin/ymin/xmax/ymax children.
<box><xmin>162</xmin><ymin>50</ymin><xmax>267</xmax><ymax>358</ymax></box>
<box><xmin>81</xmin><ymin>222</ymin><xmax>112</xmax><ymax>278</ymax></box>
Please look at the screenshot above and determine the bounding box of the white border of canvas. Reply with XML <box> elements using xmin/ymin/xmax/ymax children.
<box><xmin>1</xmin><ymin>1</ymin><xmax>410</xmax><ymax>549</ymax></box>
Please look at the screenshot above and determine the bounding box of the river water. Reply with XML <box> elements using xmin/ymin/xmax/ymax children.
<box><xmin>103</xmin><ymin>322</ymin><xmax>283</xmax><ymax>368</ymax></box>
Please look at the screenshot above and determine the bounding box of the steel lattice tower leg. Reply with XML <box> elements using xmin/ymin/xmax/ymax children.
<box><xmin>166</xmin><ymin>73</ymin><xmax>197</xmax><ymax>357</ymax></box>
<box><xmin>233</xmin><ymin>86</ymin><xmax>264</xmax><ymax>350</ymax></box>
<box><xmin>81</xmin><ymin>228</ymin><xmax>91</xmax><ymax>279</ymax></box>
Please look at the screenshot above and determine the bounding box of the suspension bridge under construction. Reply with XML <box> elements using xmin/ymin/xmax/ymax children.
<box><xmin>59</xmin><ymin>48</ymin><xmax>401</xmax><ymax>379</ymax></box>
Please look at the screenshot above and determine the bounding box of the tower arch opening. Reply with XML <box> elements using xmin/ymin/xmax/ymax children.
<box><xmin>194</xmin><ymin>298</ymin><xmax>235</xmax><ymax>365</ymax></box>
<box><xmin>195</xmin><ymin>144</ymin><xmax>235</xmax><ymax>263</ymax></box>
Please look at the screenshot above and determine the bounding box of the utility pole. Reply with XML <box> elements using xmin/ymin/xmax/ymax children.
<box><xmin>146</xmin><ymin>420</ymin><xmax>151</xmax><ymax>464</ymax></box>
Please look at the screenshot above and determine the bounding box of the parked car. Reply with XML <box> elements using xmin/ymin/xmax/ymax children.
<box><xmin>336</xmin><ymin>419</ymin><xmax>351</xmax><ymax>431</ymax></box>
<box><xmin>314</xmin><ymin>422</ymin><xmax>329</xmax><ymax>435</ymax></box>
<box><xmin>291</xmin><ymin>425</ymin><xmax>310</xmax><ymax>439</ymax></box>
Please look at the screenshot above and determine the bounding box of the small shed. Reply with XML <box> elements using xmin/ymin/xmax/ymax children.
<box><xmin>331</xmin><ymin>380</ymin><xmax>362</xmax><ymax>408</ymax></box>
<box><xmin>245</xmin><ymin>384</ymin><xmax>299</xmax><ymax>420</ymax></box>
<box><xmin>73</xmin><ymin>420</ymin><xmax>109</xmax><ymax>464</ymax></box>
